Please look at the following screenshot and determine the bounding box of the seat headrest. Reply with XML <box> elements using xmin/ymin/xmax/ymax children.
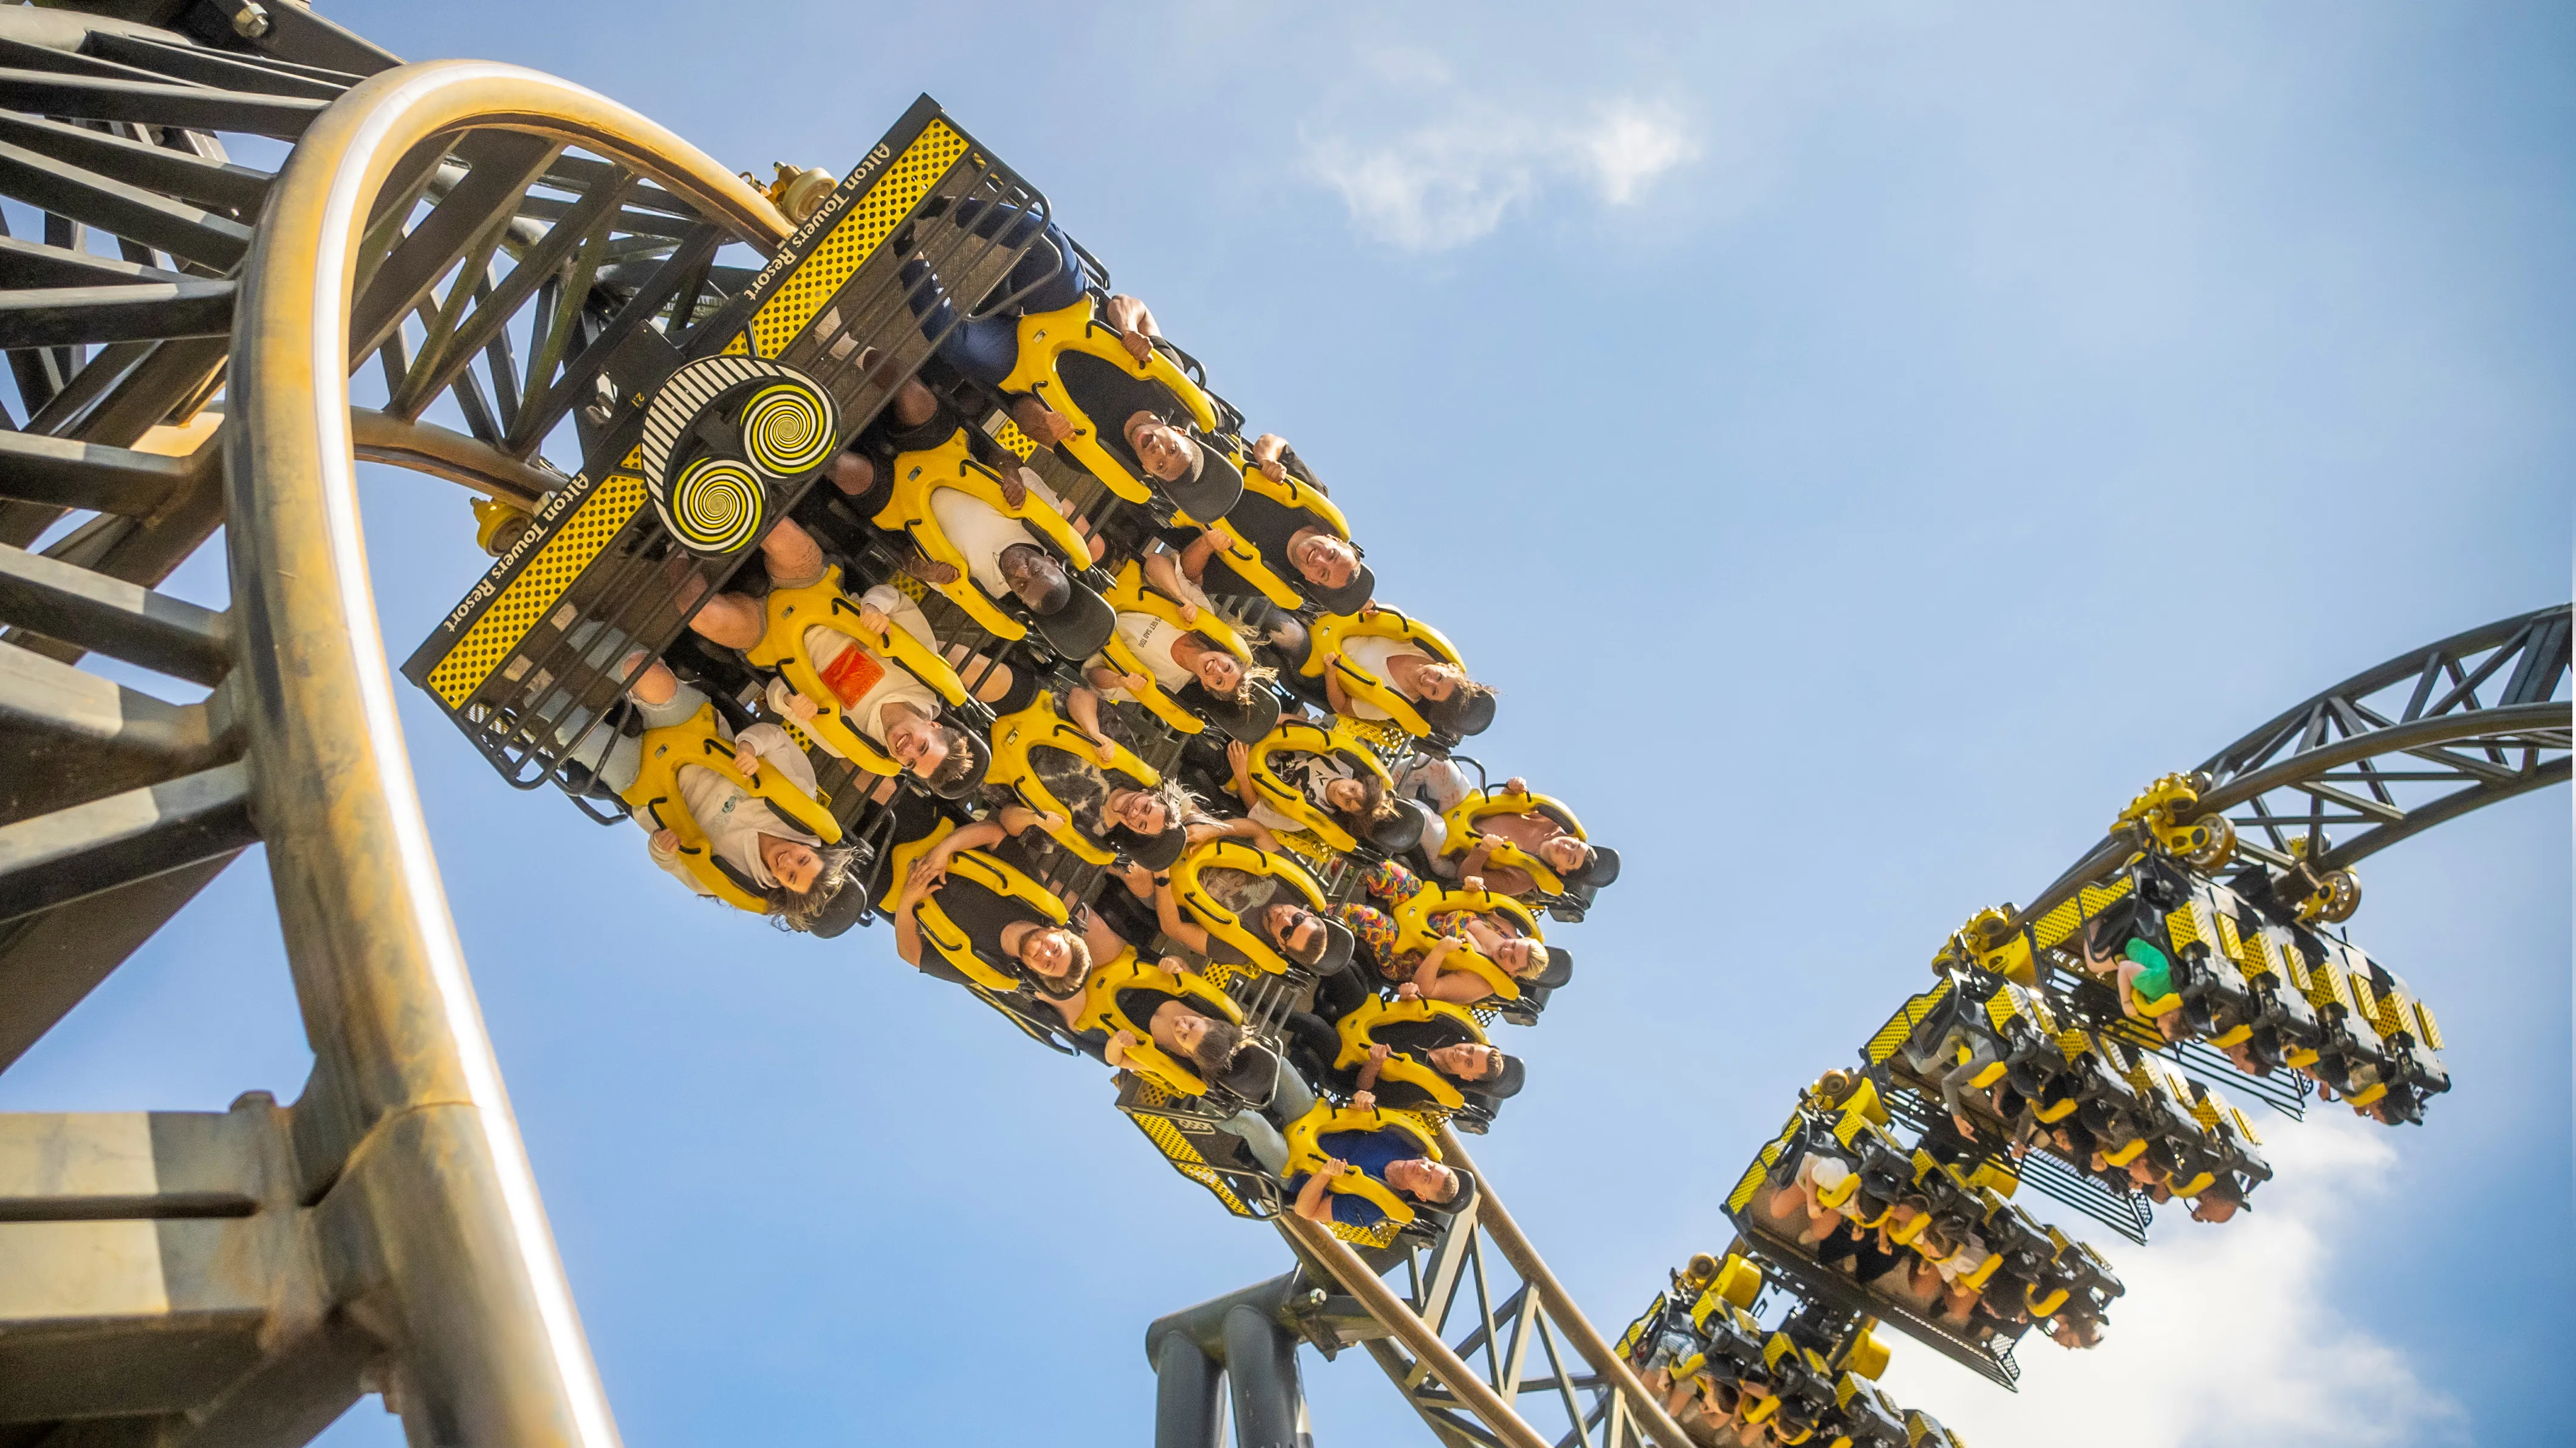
<box><xmin>1433</xmin><ymin>1166</ymin><xmax>1478</xmax><ymax>1218</ymax></box>
<box><xmin>1123</xmin><ymin>824</ymin><xmax>1187</xmax><ymax>873</ymax></box>
<box><xmin>806</xmin><ymin>879</ymin><xmax>875</xmax><ymax>939</ymax></box>
<box><xmin>1569</xmin><ymin>843</ymin><xmax>1620</xmax><ymax>888</ymax></box>
<box><xmin>1026</xmin><ymin>581</ymin><xmax>1116</xmax><ymax>660</ymax></box>
<box><xmin>1369</xmin><ymin>797</ymin><xmax>1431</xmax><ymax>855</ymax></box>
<box><xmin>1313</xmin><ymin>916</ymin><xmax>1357</xmax><ymax>976</ymax></box>
<box><xmin>1451</xmin><ymin>689</ymin><xmax>1496</xmax><ymax>737</ymax></box>
<box><xmin>1199</xmin><ymin>682</ymin><xmax>1283</xmax><ymax>743</ymax></box>
<box><xmin>1309</xmin><ymin>562</ymin><xmax>1374</xmax><ymax>617</ymax></box>
<box><xmin>1489</xmin><ymin>1053</ymin><xmax>1527</xmax><ymax>1100</ymax></box>
<box><xmin>1163</xmin><ymin>437</ymin><xmax>1243</xmax><ymax>523</ymax></box>
<box><xmin>1536</xmin><ymin>946</ymin><xmax>1575</xmax><ymax>989</ymax></box>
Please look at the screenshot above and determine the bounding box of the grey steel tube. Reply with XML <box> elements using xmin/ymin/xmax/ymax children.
<box><xmin>1222</xmin><ymin>1302</ymin><xmax>1306</xmax><ymax>1448</ymax></box>
<box><xmin>226</xmin><ymin>60</ymin><xmax>782</xmax><ymax>1446</ymax></box>
<box><xmin>1153</xmin><ymin>1330</ymin><xmax>1224</xmax><ymax>1448</ymax></box>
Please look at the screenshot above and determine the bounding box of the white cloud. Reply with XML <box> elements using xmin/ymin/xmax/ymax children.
<box><xmin>1878</xmin><ymin>1115</ymin><xmax>2466</xmax><ymax>1447</ymax></box>
<box><xmin>1303</xmin><ymin>94</ymin><xmax>1699</xmax><ymax>251</ymax></box>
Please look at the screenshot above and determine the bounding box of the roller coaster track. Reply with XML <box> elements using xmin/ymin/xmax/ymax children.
<box><xmin>0</xmin><ymin>7</ymin><xmax>1680</xmax><ymax>1446</ymax></box>
<box><xmin>0</xmin><ymin>7</ymin><xmax>2561</xmax><ymax>1448</ymax></box>
<box><xmin>2018</xmin><ymin>604</ymin><xmax>2569</xmax><ymax>929</ymax></box>
<box><xmin>0</xmin><ymin>4</ymin><xmax>785</xmax><ymax>1440</ymax></box>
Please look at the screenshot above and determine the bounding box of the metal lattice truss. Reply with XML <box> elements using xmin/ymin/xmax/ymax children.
<box><xmin>2022</xmin><ymin>604</ymin><xmax>2571</xmax><ymax>923</ymax></box>
<box><xmin>1279</xmin><ymin>1130</ymin><xmax>1693</xmax><ymax>1448</ymax></box>
<box><xmin>0</xmin><ymin>4</ymin><xmax>795</xmax><ymax>1440</ymax></box>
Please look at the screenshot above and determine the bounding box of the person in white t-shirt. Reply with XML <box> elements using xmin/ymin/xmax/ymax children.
<box><xmin>911</xmin><ymin>463</ymin><xmax>1107</xmax><ymax>624</ymax></box>
<box><xmin>1260</xmin><ymin>609</ymin><xmax>1497</xmax><ymax>737</ymax></box>
<box><xmin>1084</xmin><ymin>611</ymin><xmax>1273</xmax><ymax>714</ymax></box>
<box><xmin>756</xmin><ymin>581</ymin><xmax>992</xmax><ymax>797</ymax></box>
<box><xmin>558</xmin><ymin>651</ymin><xmax>855</xmax><ymax>929</ymax></box>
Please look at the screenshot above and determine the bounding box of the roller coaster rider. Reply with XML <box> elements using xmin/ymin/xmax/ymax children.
<box><xmin>1149</xmin><ymin>867</ymin><xmax>1345</xmax><ymax>975</ymax></box>
<box><xmin>897</xmin><ymin>200</ymin><xmax>1268</xmax><ymax>518</ymax></box>
<box><xmin>1260</xmin><ymin>607</ymin><xmax>1498</xmax><ymax>739</ymax></box>
<box><xmin>663</xmin><ymin>514</ymin><xmax>997</xmax><ymax>793</ymax></box>
<box><xmin>1331</xmin><ymin>857</ymin><xmax>1559</xmax><ymax>1006</ymax></box>
<box><xmin>1287</xmin><ymin>1113</ymin><xmax>1465</xmax><ymax>1231</ymax></box>
<box><xmin>1171</xmin><ymin>475</ymin><xmax>1374</xmax><ymax>616</ymax></box>
<box><xmin>1086</xmin><ymin>613</ymin><xmax>1275</xmax><ymax>719</ymax></box>
<box><xmin>1223</xmin><ymin>736</ymin><xmax>1394</xmax><ymax>843</ymax></box>
<box><xmin>1282</xmin><ymin>996</ymin><xmax>1523</xmax><ymax>1116</ymax></box>
<box><xmin>891</xmin><ymin>816</ymin><xmax>1118</xmax><ymax>992</ymax></box>
<box><xmin>566</xmin><ymin>654</ymin><xmax>853</xmax><ymax>929</ymax></box>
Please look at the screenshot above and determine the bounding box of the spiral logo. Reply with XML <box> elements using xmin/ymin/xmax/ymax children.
<box><xmin>667</xmin><ymin>456</ymin><xmax>764</xmax><ymax>555</ymax></box>
<box><xmin>739</xmin><ymin>381</ymin><xmax>836</xmax><ymax>479</ymax></box>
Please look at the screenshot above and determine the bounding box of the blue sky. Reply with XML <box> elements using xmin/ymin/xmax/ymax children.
<box><xmin>4</xmin><ymin>2</ymin><xmax>2568</xmax><ymax>1443</ymax></box>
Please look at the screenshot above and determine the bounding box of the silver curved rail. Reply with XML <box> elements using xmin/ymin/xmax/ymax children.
<box><xmin>224</xmin><ymin>58</ymin><xmax>786</xmax><ymax>1445</ymax></box>
<box><xmin>2017</xmin><ymin>604</ymin><xmax>2569</xmax><ymax>927</ymax></box>
<box><xmin>0</xmin><ymin>8</ymin><xmax>791</xmax><ymax>1436</ymax></box>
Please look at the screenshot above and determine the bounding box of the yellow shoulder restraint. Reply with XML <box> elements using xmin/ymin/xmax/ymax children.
<box><xmin>1390</xmin><ymin>881</ymin><xmax>1545</xmax><ymax>1002</ymax></box>
<box><xmin>1332</xmin><ymin>997</ymin><xmax>1485</xmax><ymax>1113</ymax></box>
<box><xmin>747</xmin><ymin>564</ymin><xmax>965</xmax><ymax>775</ymax></box>
<box><xmin>1690</xmin><ymin>1254</ymin><xmax>1764</xmax><ymax>1333</ymax></box>
<box><xmin>618</xmin><ymin>701</ymin><xmax>840</xmax><ymax>913</ymax></box>
<box><xmin>872</xmin><ymin>425</ymin><xmax>1095</xmax><ymax>641</ymax></box>
<box><xmin>1247</xmin><ymin>715</ymin><xmax>1392</xmax><ymax>854</ymax></box>
<box><xmin>1074</xmin><ymin>949</ymin><xmax>1244</xmax><ymax>1098</ymax></box>
<box><xmin>1439</xmin><ymin>784</ymin><xmax>1589</xmax><ymax>894</ymax></box>
<box><xmin>1099</xmin><ymin>558</ymin><xmax>1250</xmax><ymax>736</ymax></box>
<box><xmin>995</xmin><ymin>296</ymin><xmax>1222</xmax><ymax>514</ymax></box>
<box><xmin>1170</xmin><ymin>838</ymin><xmax>1330</xmax><ymax>977</ymax></box>
<box><xmin>987</xmin><ymin>690</ymin><xmax>1160</xmax><ymax>866</ymax></box>
<box><xmin>1303</xmin><ymin>606</ymin><xmax>1467</xmax><ymax>739</ymax></box>
<box><xmin>1201</xmin><ymin>466</ymin><xmax>1357</xmax><ymax>611</ymax></box>
<box><xmin>879</xmin><ymin>818</ymin><xmax>1069</xmax><ymax>992</ymax></box>
<box><xmin>1283</xmin><ymin>1102</ymin><xmax>1442</xmax><ymax>1231</ymax></box>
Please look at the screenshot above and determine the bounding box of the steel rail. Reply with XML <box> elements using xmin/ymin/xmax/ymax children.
<box><xmin>2008</xmin><ymin>604</ymin><xmax>2571</xmax><ymax>930</ymax></box>
<box><xmin>2191</xmin><ymin>606</ymin><xmax>2566</xmax><ymax>779</ymax></box>
<box><xmin>1436</xmin><ymin>1129</ymin><xmax>1696</xmax><ymax>1448</ymax></box>
<box><xmin>2017</xmin><ymin>697</ymin><xmax>2572</xmax><ymax>924</ymax></box>
<box><xmin>1279</xmin><ymin>1214</ymin><xmax>1557</xmax><ymax>1448</ymax></box>
<box><xmin>225</xmin><ymin>60</ymin><xmax>784</xmax><ymax>1445</ymax></box>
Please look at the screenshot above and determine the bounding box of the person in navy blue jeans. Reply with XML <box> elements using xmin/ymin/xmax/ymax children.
<box><xmin>1287</xmin><ymin>1124</ymin><xmax>1461</xmax><ymax>1229</ymax></box>
<box><xmin>899</xmin><ymin>200</ymin><xmax>1264</xmax><ymax>500</ymax></box>
<box><xmin>898</xmin><ymin>197</ymin><xmax>1095</xmax><ymax>385</ymax></box>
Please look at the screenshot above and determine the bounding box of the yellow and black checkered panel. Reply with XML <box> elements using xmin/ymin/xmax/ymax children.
<box><xmin>742</xmin><ymin>121</ymin><xmax>970</xmax><ymax>359</ymax></box>
<box><xmin>425</xmin><ymin>473</ymin><xmax>646</xmax><ymax>708</ymax></box>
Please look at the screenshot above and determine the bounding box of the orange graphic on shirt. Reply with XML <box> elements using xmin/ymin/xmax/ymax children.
<box><xmin>818</xmin><ymin>644</ymin><xmax>886</xmax><ymax>706</ymax></box>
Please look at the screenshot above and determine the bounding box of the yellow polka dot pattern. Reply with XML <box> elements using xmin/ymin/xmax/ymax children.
<box><xmin>1127</xmin><ymin>1095</ymin><xmax>1255</xmax><ymax>1218</ymax></box>
<box><xmin>989</xmin><ymin>417</ymin><xmax>1040</xmax><ymax>459</ymax></box>
<box><xmin>427</xmin><ymin>473</ymin><xmax>648</xmax><ymax>706</ymax></box>
<box><xmin>745</xmin><ymin>121</ymin><xmax>970</xmax><ymax>358</ymax></box>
